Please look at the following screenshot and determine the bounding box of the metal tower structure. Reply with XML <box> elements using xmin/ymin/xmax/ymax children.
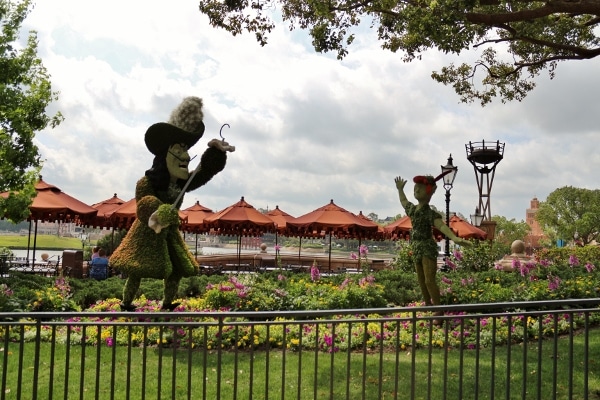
<box><xmin>465</xmin><ymin>140</ymin><xmax>505</xmax><ymax>236</ymax></box>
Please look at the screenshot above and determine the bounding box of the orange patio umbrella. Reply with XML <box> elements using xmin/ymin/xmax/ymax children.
<box><xmin>108</xmin><ymin>198</ymin><xmax>187</xmax><ymax>230</ymax></box>
<box><xmin>1</xmin><ymin>177</ymin><xmax>98</xmax><ymax>263</ymax></box>
<box><xmin>287</xmin><ymin>199</ymin><xmax>380</xmax><ymax>269</ymax></box>
<box><xmin>384</xmin><ymin>215</ymin><xmax>412</xmax><ymax>240</ymax></box>
<box><xmin>448</xmin><ymin>214</ymin><xmax>487</xmax><ymax>240</ymax></box>
<box><xmin>181</xmin><ymin>201</ymin><xmax>214</xmax><ymax>255</ymax></box>
<box><xmin>91</xmin><ymin>193</ymin><xmax>126</xmax><ymax>228</ymax></box>
<box><xmin>265</xmin><ymin>205</ymin><xmax>297</xmax><ymax>250</ymax></box>
<box><xmin>356</xmin><ymin>211</ymin><xmax>386</xmax><ymax>240</ymax></box>
<box><xmin>265</xmin><ymin>205</ymin><xmax>296</xmax><ymax>233</ymax></box>
<box><xmin>181</xmin><ymin>201</ymin><xmax>214</xmax><ymax>234</ymax></box>
<box><xmin>203</xmin><ymin>196</ymin><xmax>276</xmax><ymax>267</ymax></box>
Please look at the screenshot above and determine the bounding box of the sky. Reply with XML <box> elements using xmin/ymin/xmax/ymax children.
<box><xmin>19</xmin><ymin>0</ymin><xmax>600</xmax><ymax>224</ymax></box>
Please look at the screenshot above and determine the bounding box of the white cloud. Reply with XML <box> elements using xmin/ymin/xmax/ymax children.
<box><xmin>20</xmin><ymin>0</ymin><xmax>600</xmax><ymax>224</ymax></box>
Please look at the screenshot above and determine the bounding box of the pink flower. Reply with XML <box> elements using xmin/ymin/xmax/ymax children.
<box><xmin>310</xmin><ymin>263</ymin><xmax>320</xmax><ymax>281</ymax></box>
<box><xmin>359</xmin><ymin>245</ymin><xmax>369</xmax><ymax>256</ymax></box>
<box><xmin>106</xmin><ymin>337</ymin><xmax>114</xmax><ymax>347</ymax></box>
<box><xmin>548</xmin><ymin>275</ymin><xmax>561</xmax><ymax>291</ymax></box>
<box><xmin>277</xmin><ymin>274</ymin><xmax>286</xmax><ymax>281</ymax></box>
<box><xmin>569</xmin><ymin>254</ymin><xmax>580</xmax><ymax>267</ymax></box>
<box><xmin>350</xmin><ymin>253</ymin><xmax>357</xmax><ymax>260</ymax></box>
<box><xmin>585</xmin><ymin>263</ymin><xmax>595</xmax><ymax>273</ymax></box>
<box><xmin>453</xmin><ymin>250</ymin><xmax>463</xmax><ymax>261</ymax></box>
<box><xmin>274</xmin><ymin>244</ymin><xmax>281</xmax><ymax>251</ymax></box>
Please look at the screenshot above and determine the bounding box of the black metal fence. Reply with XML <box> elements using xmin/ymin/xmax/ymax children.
<box><xmin>1</xmin><ymin>298</ymin><xmax>599</xmax><ymax>399</ymax></box>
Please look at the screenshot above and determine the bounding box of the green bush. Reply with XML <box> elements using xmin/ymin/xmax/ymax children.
<box><xmin>0</xmin><ymin>244</ymin><xmax>598</xmax><ymax>313</ymax></box>
<box><xmin>375</xmin><ymin>269</ymin><xmax>419</xmax><ymax>305</ymax></box>
<box><xmin>535</xmin><ymin>245</ymin><xmax>600</xmax><ymax>266</ymax></box>
<box><xmin>387</xmin><ymin>241</ymin><xmax>414</xmax><ymax>272</ymax></box>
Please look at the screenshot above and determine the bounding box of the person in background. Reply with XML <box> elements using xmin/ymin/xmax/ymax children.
<box><xmin>91</xmin><ymin>246</ymin><xmax>100</xmax><ymax>260</ymax></box>
<box><xmin>89</xmin><ymin>248</ymin><xmax>109</xmax><ymax>280</ymax></box>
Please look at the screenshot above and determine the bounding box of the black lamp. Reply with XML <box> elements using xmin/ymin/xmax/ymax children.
<box><xmin>441</xmin><ymin>155</ymin><xmax>458</xmax><ymax>270</ymax></box>
<box><xmin>470</xmin><ymin>207</ymin><xmax>484</xmax><ymax>227</ymax></box>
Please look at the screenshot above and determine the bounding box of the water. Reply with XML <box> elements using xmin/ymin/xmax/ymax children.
<box><xmin>8</xmin><ymin>249</ymin><xmax>65</xmax><ymax>262</ymax></box>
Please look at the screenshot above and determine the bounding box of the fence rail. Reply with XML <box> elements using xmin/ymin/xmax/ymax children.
<box><xmin>1</xmin><ymin>298</ymin><xmax>599</xmax><ymax>399</ymax></box>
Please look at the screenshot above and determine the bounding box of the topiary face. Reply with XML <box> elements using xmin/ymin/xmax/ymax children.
<box><xmin>166</xmin><ymin>143</ymin><xmax>191</xmax><ymax>182</ymax></box>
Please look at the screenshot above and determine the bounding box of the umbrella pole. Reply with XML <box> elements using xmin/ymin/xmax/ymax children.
<box><xmin>328</xmin><ymin>232</ymin><xmax>332</xmax><ymax>272</ymax></box>
<box><xmin>26</xmin><ymin>220</ymin><xmax>32</xmax><ymax>262</ymax></box>
<box><xmin>32</xmin><ymin>220</ymin><xmax>39</xmax><ymax>269</ymax></box>
<box><xmin>111</xmin><ymin>226</ymin><xmax>115</xmax><ymax>253</ymax></box>
<box><xmin>358</xmin><ymin>237</ymin><xmax>362</xmax><ymax>271</ymax></box>
<box><xmin>237</xmin><ymin>234</ymin><xmax>242</xmax><ymax>271</ymax></box>
<box><xmin>298</xmin><ymin>237</ymin><xmax>301</xmax><ymax>266</ymax></box>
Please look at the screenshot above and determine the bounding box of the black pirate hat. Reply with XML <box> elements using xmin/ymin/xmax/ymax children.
<box><xmin>145</xmin><ymin>122</ymin><xmax>204</xmax><ymax>156</ymax></box>
<box><xmin>144</xmin><ymin>96</ymin><xmax>205</xmax><ymax>156</ymax></box>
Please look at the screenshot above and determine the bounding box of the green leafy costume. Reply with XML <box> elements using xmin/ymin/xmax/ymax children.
<box><xmin>109</xmin><ymin>96</ymin><xmax>231</xmax><ymax>310</ymax></box>
<box><xmin>405</xmin><ymin>202</ymin><xmax>441</xmax><ymax>261</ymax></box>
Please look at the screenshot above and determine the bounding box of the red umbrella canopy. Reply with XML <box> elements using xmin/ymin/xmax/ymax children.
<box><xmin>1</xmin><ymin>178</ymin><xmax>98</xmax><ymax>224</ymax></box>
<box><xmin>181</xmin><ymin>201</ymin><xmax>214</xmax><ymax>234</ymax></box>
<box><xmin>384</xmin><ymin>215</ymin><xmax>447</xmax><ymax>241</ymax></box>
<box><xmin>108</xmin><ymin>197</ymin><xmax>188</xmax><ymax>230</ymax></box>
<box><xmin>108</xmin><ymin>198</ymin><xmax>137</xmax><ymax>230</ymax></box>
<box><xmin>355</xmin><ymin>211</ymin><xmax>386</xmax><ymax>240</ymax></box>
<box><xmin>449</xmin><ymin>215</ymin><xmax>487</xmax><ymax>240</ymax></box>
<box><xmin>265</xmin><ymin>205</ymin><xmax>296</xmax><ymax>233</ymax></box>
<box><xmin>91</xmin><ymin>193</ymin><xmax>126</xmax><ymax>228</ymax></box>
<box><xmin>287</xmin><ymin>199</ymin><xmax>379</xmax><ymax>238</ymax></box>
<box><xmin>203</xmin><ymin>196</ymin><xmax>275</xmax><ymax>236</ymax></box>
<box><xmin>384</xmin><ymin>215</ymin><xmax>412</xmax><ymax>240</ymax></box>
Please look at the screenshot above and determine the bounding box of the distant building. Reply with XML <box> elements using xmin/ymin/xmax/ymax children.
<box><xmin>524</xmin><ymin>197</ymin><xmax>545</xmax><ymax>252</ymax></box>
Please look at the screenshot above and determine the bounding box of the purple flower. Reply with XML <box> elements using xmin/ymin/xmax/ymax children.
<box><xmin>229</xmin><ymin>277</ymin><xmax>245</xmax><ymax>290</ymax></box>
<box><xmin>359</xmin><ymin>245</ymin><xmax>368</xmax><ymax>256</ymax></box>
<box><xmin>569</xmin><ymin>254</ymin><xmax>580</xmax><ymax>267</ymax></box>
<box><xmin>453</xmin><ymin>250</ymin><xmax>463</xmax><ymax>261</ymax></box>
<box><xmin>310</xmin><ymin>263</ymin><xmax>320</xmax><ymax>281</ymax></box>
<box><xmin>512</xmin><ymin>258</ymin><xmax>521</xmax><ymax>270</ymax></box>
<box><xmin>274</xmin><ymin>244</ymin><xmax>281</xmax><ymax>251</ymax></box>
<box><xmin>444</xmin><ymin>257</ymin><xmax>457</xmax><ymax>270</ymax></box>
<box><xmin>585</xmin><ymin>263</ymin><xmax>595</xmax><ymax>273</ymax></box>
<box><xmin>548</xmin><ymin>275</ymin><xmax>561</xmax><ymax>291</ymax></box>
<box><xmin>350</xmin><ymin>253</ymin><xmax>357</xmax><ymax>260</ymax></box>
<box><xmin>441</xmin><ymin>276</ymin><xmax>452</xmax><ymax>285</ymax></box>
<box><xmin>277</xmin><ymin>274</ymin><xmax>286</xmax><ymax>281</ymax></box>
<box><xmin>106</xmin><ymin>337</ymin><xmax>114</xmax><ymax>347</ymax></box>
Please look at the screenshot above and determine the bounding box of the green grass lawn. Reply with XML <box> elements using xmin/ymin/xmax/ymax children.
<box><xmin>2</xmin><ymin>328</ymin><xmax>598</xmax><ymax>399</ymax></box>
<box><xmin>0</xmin><ymin>234</ymin><xmax>84</xmax><ymax>250</ymax></box>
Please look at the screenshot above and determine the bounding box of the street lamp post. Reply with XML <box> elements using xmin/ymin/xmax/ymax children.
<box><xmin>470</xmin><ymin>207</ymin><xmax>484</xmax><ymax>227</ymax></box>
<box><xmin>441</xmin><ymin>155</ymin><xmax>458</xmax><ymax>270</ymax></box>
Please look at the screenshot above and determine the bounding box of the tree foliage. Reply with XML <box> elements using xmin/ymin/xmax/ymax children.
<box><xmin>198</xmin><ymin>0</ymin><xmax>600</xmax><ymax>105</ymax></box>
<box><xmin>492</xmin><ymin>215</ymin><xmax>531</xmax><ymax>254</ymax></box>
<box><xmin>0</xmin><ymin>0</ymin><xmax>63</xmax><ymax>222</ymax></box>
<box><xmin>536</xmin><ymin>186</ymin><xmax>600</xmax><ymax>246</ymax></box>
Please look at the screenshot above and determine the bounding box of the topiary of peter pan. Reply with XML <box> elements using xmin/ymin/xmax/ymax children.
<box><xmin>110</xmin><ymin>97</ymin><xmax>235</xmax><ymax>311</ymax></box>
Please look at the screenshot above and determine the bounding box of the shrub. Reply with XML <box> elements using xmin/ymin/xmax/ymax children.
<box><xmin>387</xmin><ymin>241</ymin><xmax>414</xmax><ymax>272</ymax></box>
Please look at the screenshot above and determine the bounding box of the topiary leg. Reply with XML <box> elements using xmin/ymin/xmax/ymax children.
<box><xmin>122</xmin><ymin>275</ymin><xmax>141</xmax><ymax>309</ymax></box>
<box><xmin>162</xmin><ymin>273</ymin><xmax>182</xmax><ymax>310</ymax></box>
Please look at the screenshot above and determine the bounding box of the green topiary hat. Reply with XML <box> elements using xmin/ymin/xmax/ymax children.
<box><xmin>144</xmin><ymin>96</ymin><xmax>205</xmax><ymax>156</ymax></box>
